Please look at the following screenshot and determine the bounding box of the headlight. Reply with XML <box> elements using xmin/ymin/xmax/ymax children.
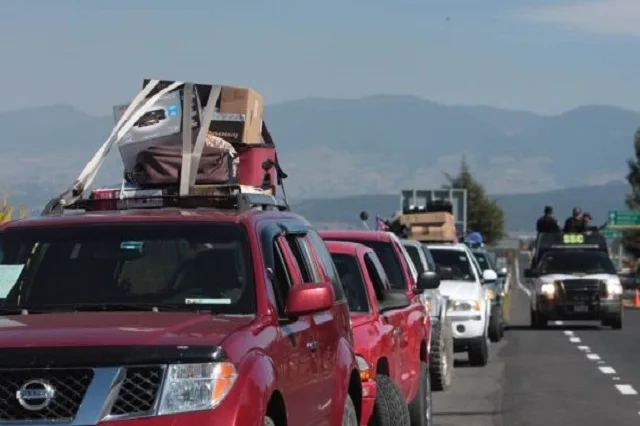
<box><xmin>485</xmin><ymin>289</ymin><xmax>496</xmax><ymax>300</ymax></box>
<box><xmin>157</xmin><ymin>362</ymin><xmax>237</xmax><ymax>415</ymax></box>
<box><xmin>356</xmin><ymin>355</ymin><xmax>372</xmax><ymax>381</ymax></box>
<box><xmin>540</xmin><ymin>283</ymin><xmax>556</xmax><ymax>297</ymax></box>
<box><xmin>448</xmin><ymin>300</ymin><xmax>481</xmax><ymax>312</ymax></box>
<box><xmin>606</xmin><ymin>280</ymin><xmax>623</xmax><ymax>296</ymax></box>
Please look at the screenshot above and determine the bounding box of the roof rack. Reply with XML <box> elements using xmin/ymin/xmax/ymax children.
<box><xmin>41</xmin><ymin>79</ymin><xmax>289</xmax><ymax>216</ymax></box>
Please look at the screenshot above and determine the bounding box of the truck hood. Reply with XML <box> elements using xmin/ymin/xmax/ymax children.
<box><xmin>438</xmin><ymin>280</ymin><xmax>482</xmax><ymax>301</ymax></box>
<box><xmin>0</xmin><ymin>312</ymin><xmax>254</xmax><ymax>348</ymax></box>
<box><xmin>538</xmin><ymin>273</ymin><xmax>618</xmax><ymax>283</ymax></box>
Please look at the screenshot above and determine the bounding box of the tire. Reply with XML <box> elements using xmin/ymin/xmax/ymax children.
<box><xmin>610</xmin><ymin>314</ymin><xmax>623</xmax><ymax>330</ymax></box>
<box><xmin>488</xmin><ymin>306</ymin><xmax>502</xmax><ymax>342</ymax></box>
<box><xmin>342</xmin><ymin>395</ymin><xmax>358</xmax><ymax>426</ymax></box>
<box><xmin>430</xmin><ymin>318</ymin><xmax>453</xmax><ymax>391</ymax></box>
<box><xmin>468</xmin><ymin>335</ymin><xmax>489</xmax><ymax>367</ymax></box>
<box><xmin>408</xmin><ymin>361</ymin><xmax>432</xmax><ymax>426</ymax></box>
<box><xmin>264</xmin><ymin>417</ymin><xmax>276</xmax><ymax>426</ymax></box>
<box><xmin>370</xmin><ymin>374</ymin><xmax>411</xmax><ymax>426</ymax></box>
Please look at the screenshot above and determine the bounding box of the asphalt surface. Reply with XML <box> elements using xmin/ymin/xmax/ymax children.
<box><xmin>431</xmin><ymin>253</ymin><xmax>640</xmax><ymax>426</ymax></box>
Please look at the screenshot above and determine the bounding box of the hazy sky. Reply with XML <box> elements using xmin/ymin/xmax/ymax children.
<box><xmin>0</xmin><ymin>0</ymin><xmax>638</xmax><ymax>115</ymax></box>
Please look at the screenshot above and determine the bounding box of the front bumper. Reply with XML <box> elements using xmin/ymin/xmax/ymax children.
<box><xmin>448</xmin><ymin>313</ymin><xmax>485</xmax><ymax>341</ymax></box>
<box><xmin>536</xmin><ymin>295</ymin><xmax>622</xmax><ymax>320</ymax></box>
<box><xmin>360</xmin><ymin>381</ymin><xmax>377</xmax><ymax>426</ymax></box>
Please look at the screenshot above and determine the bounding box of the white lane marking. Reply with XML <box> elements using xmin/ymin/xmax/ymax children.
<box><xmin>577</xmin><ymin>345</ymin><xmax>590</xmax><ymax>351</ymax></box>
<box><xmin>599</xmin><ymin>366</ymin><xmax>616</xmax><ymax>374</ymax></box>
<box><xmin>569</xmin><ymin>337</ymin><xmax>581</xmax><ymax>343</ymax></box>
<box><xmin>615</xmin><ymin>384</ymin><xmax>637</xmax><ymax>395</ymax></box>
<box><xmin>564</xmin><ymin>330</ymin><xmax>574</xmax><ymax>336</ymax></box>
<box><xmin>515</xmin><ymin>260</ymin><xmax>532</xmax><ymax>297</ymax></box>
<box><xmin>555</xmin><ymin>320</ymin><xmax>564</xmax><ymax>325</ymax></box>
<box><xmin>614</xmin><ymin>377</ymin><xmax>620</xmax><ymax>381</ymax></box>
<box><xmin>586</xmin><ymin>353</ymin><xmax>600</xmax><ymax>360</ymax></box>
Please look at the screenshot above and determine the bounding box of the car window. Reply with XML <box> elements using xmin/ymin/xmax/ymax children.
<box><xmin>429</xmin><ymin>248</ymin><xmax>476</xmax><ymax>282</ymax></box>
<box><xmin>330</xmin><ymin>253</ymin><xmax>369</xmax><ymax>312</ymax></box>
<box><xmin>421</xmin><ymin>246</ymin><xmax>437</xmax><ymax>271</ymax></box>
<box><xmin>473</xmin><ymin>252</ymin><xmax>492</xmax><ymax>271</ymax></box>
<box><xmin>0</xmin><ymin>223</ymin><xmax>255</xmax><ymax>314</ymax></box>
<box><xmin>332</xmin><ymin>239</ymin><xmax>405</xmax><ymax>291</ymax></box>
<box><xmin>285</xmin><ymin>235</ymin><xmax>319</xmax><ymax>283</ymax></box>
<box><xmin>270</xmin><ymin>237</ymin><xmax>293</xmax><ymax>317</ymax></box>
<box><xmin>364</xmin><ymin>253</ymin><xmax>393</xmax><ymax>301</ymax></box>
<box><xmin>307</xmin><ymin>230</ymin><xmax>345</xmax><ymax>301</ymax></box>
<box><xmin>404</xmin><ymin>244</ymin><xmax>425</xmax><ymax>274</ymax></box>
<box><xmin>538</xmin><ymin>250</ymin><xmax>616</xmax><ymax>275</ymax></box>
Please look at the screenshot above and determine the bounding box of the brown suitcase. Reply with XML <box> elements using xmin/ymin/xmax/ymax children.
<box><xmin>132</xmin><ymin>144</ymin><xmax>235</xmax><ymax>187</ymax></box>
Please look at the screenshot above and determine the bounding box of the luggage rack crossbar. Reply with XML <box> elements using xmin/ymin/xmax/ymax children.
<box><xmin>42</xmin><ymin>187</ymin><xmax>289</xmax><ymax>215</ymax></box>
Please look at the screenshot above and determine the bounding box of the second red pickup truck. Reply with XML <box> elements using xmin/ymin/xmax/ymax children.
<box><xmin>325</xmin><ymin>240</ymin><xmax>437</xmax><ymax>426</ymax></box>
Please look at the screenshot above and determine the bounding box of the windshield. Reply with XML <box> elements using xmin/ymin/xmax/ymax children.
<box><xmin>429</xmin><ymin>248</ymin><xmax>475</xmax><ymax>282</ymax></box>
<box><xmin>473</xmin><ymin>251</ymin><xmax>494</xmax><ymax>272</ymax></box>
<box><xmin>330</xmin><ymin>253</ymin><xmax>369</xmax><ymax>313</ymax></box>
<box><xmin>538</xmin><ymin>250</ymin><xmax>616</xmax><ymax>275</ymax></box>
<box><xmin>333</xmin><ymin>239</ymin><xmax>405</xmax><ymax>290</ymax></box>
<box><xmin>404</xmin><ymin>245</ymin><xmax>424</xmax><ymax>274</ymax></box>
<box><xmin>0</xmin><ymin>223</ymin><xmax>255</xmax><ymax>314</ymax></box>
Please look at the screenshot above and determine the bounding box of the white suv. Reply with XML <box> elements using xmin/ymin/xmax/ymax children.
<box><xmin>426</xmin><ymin>243</ymin><xmax>496</xmax><ymax>366</ymax></box>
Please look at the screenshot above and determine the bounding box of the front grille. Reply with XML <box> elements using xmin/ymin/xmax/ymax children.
<box><xmin>0</xmin><ymin>368</ymin><xmax>93</xmax><ymax>421</ymax></box>
<box><xmin>109</xmin><ymin>366</ymin><xmax>164</xmax><ymax>417</ymax></box>
<box><xmin>559</xmin><ymin>279</ymin><xmax>605</xmax><ymax>301</ymax></box>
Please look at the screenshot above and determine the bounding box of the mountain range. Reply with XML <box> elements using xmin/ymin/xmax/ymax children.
<box><xmin>0</xmin><ymin>95</ymin><xmax>637</xmax><ymax>227</ymax></box>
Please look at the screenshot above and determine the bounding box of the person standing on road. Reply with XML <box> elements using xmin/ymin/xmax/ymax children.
<box><xmin>536</xmin><ymin>206</ymin><xmax>561</xmax><ymax>233</ymax></box>
<box><xmin>563</xmin><ymin>207</ymin><xmax>584</xmax><ymax>233</ymax></box>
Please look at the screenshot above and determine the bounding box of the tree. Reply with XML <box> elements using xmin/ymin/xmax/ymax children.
<box><xmin>444</xmin><ymin>156</ymin><xmax>506</xmax><ymax>245</ymax></box>
<box><xmin>0</xmin><ymin>195</ymin><xmax>28</xmax><ymax>223</ymax></box>
<box><xmin>622</xmin><ymin>129</ymin><xmax>640</xmax><ymax>257</ymax></box>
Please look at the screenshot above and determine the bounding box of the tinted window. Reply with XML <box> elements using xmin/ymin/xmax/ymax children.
<box><xmin>331</xmin><ymin>253</ymin><xmax>369</xmax><ymax>312</ymax></box>
<box><xmin>270</xmin><ymin>239</ymin><xmax>292</xmax><ymax>317</ymax></box>
<box><xmin>422</xmin><ymin>246</ymin><xmax>437</xmax><ymax>271</ymax></box>
<box><xmin>0</xmin><ymin>223</ymin><xmax>255</xmax><ymax>314</ymax></box>
<box><xmin>473</xmin><ymin>252</ymin><xmax>490</xmax><ymax>271</ymax></box>
<box><xmin>307</xmin><ymin>230</ymin><xmax>345</xmax><ymax>301</ymax></box>
<box><xmin>285</xmin><ymin>235</ymin><xmax>318</xmax><ymax>283</ymax></box>
<box><xmin>404</xmin><ymin>245</ymin><xmax>425</xmax><ymax>274</ymax></box>
<box><xmin>341</xmin><ymin>240</ymin><xmax>405</xmax><ymax>290</ymax></box>
<box><xmin>538</xmin><ymin>250</ymin><xmax>616</xmax><ymax>275</ymax></box>
<box><xmin>429</xmin><ymin>248</ymin><xmax>475</xmax><ymax>282</ymax></box>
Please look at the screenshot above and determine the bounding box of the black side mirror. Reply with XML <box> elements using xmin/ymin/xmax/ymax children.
<box><xmin>359</xmin><ymin>211</ymin><xmax>369</xmax><ymax>221</ymax></box>
<box><xmin>438</xmin><ymin>266</ymin><xmax>454</xmax><ymax>280</ymax></box>
<box><xmin>417</xmin><ymin>271</ymin><xmax>441</xmax><ymax>290</ymax></box>
<box><xmin>524</xmin><ymin>268</ymin><xmax>536</xmax><ymax>278</ymax></box>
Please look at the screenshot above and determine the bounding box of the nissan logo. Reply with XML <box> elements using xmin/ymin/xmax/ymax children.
<box><xmin>16</xmin><ymin>380</ymin><xmax>56</xmax><ymax>411</ymax></box>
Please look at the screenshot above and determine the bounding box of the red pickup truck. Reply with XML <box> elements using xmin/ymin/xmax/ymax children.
<box><xmin>322</xmin><ymin>231</ymin><xmax>439</xmax><ymax>426</ymax></box>
<box><xmin>0</xmin><ymin>191</ymin><xmax>362</xmax><ymax>426</ymax></box>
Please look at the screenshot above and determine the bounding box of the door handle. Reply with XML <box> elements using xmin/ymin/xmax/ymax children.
<box><xmin>306</xmin><ymin>341</ymin><xmax>319</xmax><ymax>352</ymax></box>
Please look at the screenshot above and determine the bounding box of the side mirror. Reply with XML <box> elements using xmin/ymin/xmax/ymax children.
<box><xmin>497</xmin><ymin>267</ymin><xmax>508</xmax><ymax>278</ymax></box>
<box><xmin>482</xmin><ymin>269</ymin><xmax>498</xmax><ymax>283</ymax></box>
<box><xmin>285</xmin><ymin>282</ymin><xmax>334</xmax><ymax>318</ymax></box>
<box><xmin>359</xmin><ymin>211</ymin><xmax>369</xmax><ymax>221</ymax></box>
<box><xmin>524</xmin><ymin>268</ymin><xmax>536</xmax><ymax>278</ymax></box>
<box><xmin>438</xmin><ymin>266</ymin><xmax>454</xmax><ymax>280</ymax></box>
<box><xmin>417</xmin><ymin>271</ymin><xmax>441</xmax><ymax>290</ymax></box>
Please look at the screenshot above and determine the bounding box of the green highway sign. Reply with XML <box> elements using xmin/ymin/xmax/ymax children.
<box><xmin>601</xmin><ymin>229</ymin><xmax>621</xmax><ymax>240</ymax></box>
<box><xmin>608</xmin><ymin>210</ymin><xmax>640</xmax><ymax>226</ymax></box>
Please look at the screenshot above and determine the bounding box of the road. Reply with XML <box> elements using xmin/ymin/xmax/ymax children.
<box><xmin>432</xmin><ymin>254</ymin><xmax>640</xmax><ymax>426</ymax></box>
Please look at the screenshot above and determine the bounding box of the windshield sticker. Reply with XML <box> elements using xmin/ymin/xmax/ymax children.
<box><xmin>185</xmin><ymin>298</ymin><xmax>232</xmax><ymax>305</ymax></box>
<box><xmin>0</xmin><ymin>265</ymin><xmax>24</xmax><ymax>297</ymax></box>
<box><xmin>120</xmin><ymin>241</ymin><xmax>144</xmax><ymax>251</ymax></box>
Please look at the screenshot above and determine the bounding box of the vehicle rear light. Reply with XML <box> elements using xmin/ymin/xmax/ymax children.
<box><xmin>89</xmin><ymin>189</ymin><xmax>119</xmax><ymax>211</ymax></box>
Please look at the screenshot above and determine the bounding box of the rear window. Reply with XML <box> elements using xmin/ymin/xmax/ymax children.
<box><xmin>0</xmin><ymin>223</ymin><xmax>255</xmax><ymax>314</ymax></box>
<box><xmin>330</xmin><ymin>239</ymin><xmax>405</xmax><ymax>290</ymax></box>
<box><xmin>330</xmin><ymin>253</ymin><xmax>369</xmax><ymax>313</ymax></box>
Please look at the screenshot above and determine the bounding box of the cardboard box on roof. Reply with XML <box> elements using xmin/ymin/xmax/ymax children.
<box><xmin>401</xmin><ymin>211</ymin><xmax>457</xmax><ymax>242</ymax></box>
<box><xmin>210</xmin><ymin>86</ymin><xmax>264</xmax><ymax>144</ymax></box>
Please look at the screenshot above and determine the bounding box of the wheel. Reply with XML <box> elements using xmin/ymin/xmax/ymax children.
<box><xmin>429</xmin><ymin>318</ymin><xmax>453</xmax><ymax>391</ymax></box>
<box><xmin>264</xmin><ymin>416</ymin><xmax>276</xmax><ymax>426</ymax></box>
<box><xmin>342</xmin><ymin>395</ymin><xmax>358</xmax><ymax>426</ymax></box>
<box><xmin>408</xmin><ymin>361</ymin><xmax>432</xmax><ymax>426</ymax></box>
<box><xmin>468</xmin><ymin>335</ymin><xmax>489</xmax><ymax>366</ymax></box>
<box><xmin>370</xmin><ymin>374</ymin><xmax>411</xmax><ymax>426</ymax></box>
<box><xmin>610</xmin><ymin>314</ymin><xmax>623</xmax><ymax>330</ymax></box>
<box><xmin>488</xmin><ymin>306</ymin><xmax>502</xmax><ymax>342</ymax></box>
